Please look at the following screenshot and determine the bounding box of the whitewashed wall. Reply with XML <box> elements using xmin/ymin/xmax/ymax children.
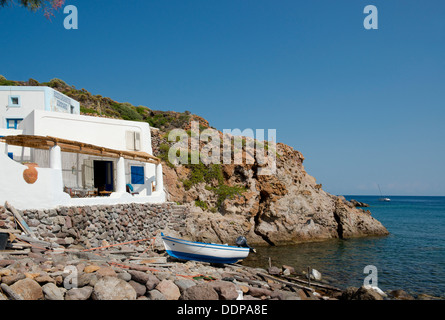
<box><xmin>0</xmin><ymin>89</ymin><xmax>45</xmax><ymax>129</ymax></box>
<box><xmin>0</xmin><ymin>87</ymin><xmax>80</xmax><ymax>130</ymax></box>
<box><xmin>26</xmin><ymin>110</ymin><xmax>152</xmax><ymax>154</ymax></box>
<box><xmin>0</xmin><ymin>145</ymin><xmax>71</xmax><ymax>210</ymax></box>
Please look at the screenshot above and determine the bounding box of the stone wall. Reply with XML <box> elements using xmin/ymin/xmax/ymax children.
<box><xmin>2</xmin><ymin>203</ymin><xmax>189</xmax><ymax>249</ymax></box>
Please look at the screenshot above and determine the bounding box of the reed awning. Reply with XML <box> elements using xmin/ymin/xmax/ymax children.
<box><xmin>0</xmin><ymin>135</ymin><xmax>160</xmax><ymax>165</ymax></box>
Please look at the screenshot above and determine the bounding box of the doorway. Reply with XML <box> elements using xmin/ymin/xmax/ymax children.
<box><xmin>93</xmin><ymin>160</ymin><xmax>114</xmax><ymax>192</ymax></box>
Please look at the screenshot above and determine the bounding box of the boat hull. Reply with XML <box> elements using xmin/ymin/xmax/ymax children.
<box><xmin>161</xmin><ymin>234</ymin><xmax>250</xmax><ymax>264</ymax></box>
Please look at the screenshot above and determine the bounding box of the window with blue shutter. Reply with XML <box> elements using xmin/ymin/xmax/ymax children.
<box><xmin>131</xmin><ymin>166</ymin><xmax>144</xmax><ymax>184</ymax></box>
<box><xmin>7</xmin><ymin>153</ymin><xmax>13</xmax><ymax>160</ymax></box>
<box><xmin>6</xmin><ymin>118</ymin><xmax>23</xmax><ymax>129</ymax></box>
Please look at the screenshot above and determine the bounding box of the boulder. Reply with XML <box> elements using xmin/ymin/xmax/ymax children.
<box><xmin>116</xmin><ymin>271</ymin><xmax>132</xmax><ymax>282</ymax></box>
<box><xmin>10</xmin><ymin>278</ymin><xmax>44</xmax><ymax>300</ymax></box>
<box><xmin>282</xmin><ymin>265</ymin><xmax>295</xmax><ymax>275</ymax></box>
<box><xmin>276</xmin><ymin>291</ymin><xmax>302</xmax><ymax>300</ymax></box>
<box><xmin>35</xmin><ymin>275</ymin><xmax>56</xmax><ymax>285</ymax></box>
<box><xmin>2</xmin><ymin>273</ymin><xmax>26</xmax><ymax>286</ymax></box>
<box><xmin>147</xmin><ymin>289</ymin><xmax>165</xmax><ymax>300</ymax></box>
<box><xmin>247</xmin><ymin>286</ymin><xmax>273</xmax><ymax>298</ymax></box>
<box><xmin>128</xmin><ymin>270</ymin><xmax>151</xmax><ymax>284</ymax></box>
<box><xmin>92</xmin><ymin>276</ymin><xmax>137</xmax><ymax>300</ymax></box>
<box><xmin>352</xmin><ymin>286</ymin><xmax>384</xmax><ymax>300</ymax></box>
<box><xmin>65</xmin><ymin>286</ymin><xmax>93</xmax><ymax>300</ymax></box>
<box><xmin>340</xmin><ymin>287</ymin><xmax>359</xmax><ymax>300</ymax></box>
<box><xmin>310</xmin><ymin>268</ymin><xmax>322</xmax><ymax>281</ymax></box>
<box><xmin>155</xmin><ymin>279</ymin><xmax>181</xmax><ymax>300</ymax></box>
<box><xmin>96</xmin><ymin>266</ymin><xmax>117</xmax><ymax>277</ymax></box>
<box><xmin>181</xmin><ymin>283</ymin><xmax>219</xmax><ymax>300</ymax></box>
<box><xmin>129</xmin><ymin>280</ymin><xmax>147</xmax><ymax>297</ymax></box>
<box><xmin>42</xmin><ymin>283</ymin><xmax>64</xmax><ymax>300</ymax></box>
<box><xmin>77</xmin><ymin>273</ymin><xmax>99</xmax><ymax>287</ymax></box>
<box><xmin>268</xmin><ymin>266</ymin><xmax>281</xmax><ymax>275</ymax></box>
<box><xmin>145</xmin><ymin>274</ymin><xmax>161</xmax><ymax>290</ymax></box>
<box><xmin>209</xmin><ymin>280</ymin><xmax>239</xmax><ymax>300</ymax></box>
<box><xmin>388</xmin><ymin>289</ymin><xmax>415</xmax><ymax>300</ymax></box>
<box><xmin>174</xmin><ymin>279</ymin><xmax>196</xmax><ymax>292</ymax></box>
<box><xmin>1</xmin><ymin>283</ymin><xmax>24</xmax><ymax>300</ymax></box>
<box><xmin>84</xmin><ymin>265</ymin><xmax>101</xmax><ymax>273</ymax></box>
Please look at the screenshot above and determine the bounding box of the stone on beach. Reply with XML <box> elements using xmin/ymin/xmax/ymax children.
<box><xmin>181</xmin><ymin>283</ymin><xmax>219</xmax><ymax>300</ymax></box>
<box><xmin>92</xmin><ymin>276</ymin><xmax>137</xmax><ymax>300</ymax></box>
<box><xmin>388</xmin><ymin>289</ymin><xmax>415</xmax><ymax>300</ymax></box>
<box><xmin>209</xmin><ymin>280</ymin><xmax>239</xmax><ymax>300</ymax></box>
<box><xmin>310</xmin><ymin>268</ymin><xmax>322</xmax><ymax>281</ymax></box>
<box><xmin>65</xmin><ymin>286</ymin><xmax>93</xmax><ymax>300</ymax></box>
<box><xmin>9</xmin><ymin>278</ymin><xmax>44</xmax><ymax>300</ymax></box>
<box><xmin>42</xmin><ymin>283</ymin><xmax>65</xmax><ymax>300</ymax></box>
<box><xmin>342</xmin><ymin>286</ymin><xmax>384</xmax><ymax>300</ymax></box>
<box><xmin>129</xmin><ymin>280</ymin><xmax>147</xmax><ymax>297</ymax></box>
<box><xmin>155</xmin><ymin>279</ymin><xmax>181</xmax><ymax>300</ymax></box>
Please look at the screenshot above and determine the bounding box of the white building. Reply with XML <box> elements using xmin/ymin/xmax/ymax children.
<box><xmin>1</xmin><ymin>85</ymin><xmax>80</xmax><ymax>127</ymax></box>
<box><xmin>0</xmin><ymin>86</ymin><xmax>165</xmax><ymax>210</ymax></box>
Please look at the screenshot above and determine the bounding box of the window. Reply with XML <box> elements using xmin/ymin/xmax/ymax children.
<box><xmin>126</xmin><ymin>131</ymin><xmax>141</xmax><ymax>151</ymax></box>
<box><xmin>8</xmin><ymin>95</ymin><xmax>21</xmax><ymax>107</ymax></box>
<box><xmin>131</xmin><ymin>166</ymin><xmax>145</xmax><ymax>185</ymax></box>
<box><xmin>6</xmin><ymin>118</ymin><xmax>23</xmax><ymax>129</ymax></box>
<box><xmin>70</xmin><ymin>105</ymin><xmax>75</xmax><ymax>114</ymax></box>
<box><xmin>7</xmin><ymin>152</ymin><xmax>13</xmax><ymax>160</ymax></box>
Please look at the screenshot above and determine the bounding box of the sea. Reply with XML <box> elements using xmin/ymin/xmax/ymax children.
<box><xmin>242</xmin><ymin>196</ymin><xmax>445</xmax><ymax>298</ymax></box>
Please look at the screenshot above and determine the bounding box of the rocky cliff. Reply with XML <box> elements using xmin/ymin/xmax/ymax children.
<box><xmin>152</xmin><ymin>130</ymin><xmax>389</xmax><ymax>246</ymax></box>
<box><xmin>1</xmin><ymin>76</ymin><xmax>389</xmax><ymax>246</ymax></box>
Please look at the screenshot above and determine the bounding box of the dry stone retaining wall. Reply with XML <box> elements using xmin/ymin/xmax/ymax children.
<box><xmin>15</xmin><ymin>203</ymin><xmax>188</xmax><ymax>248</ymax></box>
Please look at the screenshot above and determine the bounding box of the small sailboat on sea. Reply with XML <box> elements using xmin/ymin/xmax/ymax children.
<box><xmin>161</xmin><ymin>233</ymin><xmax>252</xmax><ymax>264</ymax></box>
<box><xmin>378</xmin><ymin>184</ymin><xmax>391</xmax><ymax>202</ymax></box>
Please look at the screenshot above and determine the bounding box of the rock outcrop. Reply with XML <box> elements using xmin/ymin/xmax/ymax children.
<box><xmin>156</xmin><ymin>134</ymin><xmax>389</xmax><ymax>246</ymax></box>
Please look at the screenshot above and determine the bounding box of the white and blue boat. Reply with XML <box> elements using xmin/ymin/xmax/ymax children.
<box><xmin>161</xmin><ymin>233</ymin><xmax>251</xmax><ymax>264</ymax></box>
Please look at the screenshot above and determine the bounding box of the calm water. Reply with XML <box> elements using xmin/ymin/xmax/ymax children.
<box><xmin>243</xmin><ymin>196</ymin><xmax>445</xmax><ymax>298</ymax></box>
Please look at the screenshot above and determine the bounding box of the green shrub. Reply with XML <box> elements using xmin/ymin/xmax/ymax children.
<box><xmin>195</xmin><ymin>200</ymin><xmax>208</xmax><ymax>210</ymax></box>
<box><xmin>183</xmin><ymin>162</ymin><xmax>224</xmax><ymax>189</ymax></box>
<box><xmin>146</xmin><ymin>113</ymin><xmax>174</xmax><ymax>128</ymax></box>
<box><xmin>136</xmin><ymin>106</ymin><xmax>149</xmax><ymax>116</ymax></box>
<box><xmin>80</xmin><ymin>106</ymin><xmax>98</xmax><ymax>115</ymax></box>
<box><xmin>48</xmin><ymin>78</ymin><xmax>67</xmax><ymax>88</ymax></box>
<box><xmin>104</xmin><ymin>108</ymin><xmax>121</xmax><ymax>118</ymax></box>
<box><xmin>110</xmin><ymin>102</ymin><xmax>143</xmax><ymax>121</ymax></box>
<box><xmin>158</xmin><ymin>143</ymin><xmax>175</xmax><ymax>168</ymax></box>
<box><xmin>0</xmin><ymin>79</ymin><xmax>18</xmax><ymax>86</ymax></box>
<box><xmin>211</xmin><ymin>184</ymin><xmax>247</xmax><ymax>208</ymax></box>
<box><xmin>182</xmin><ymin>158</ymin><xmax>246</xmax><ymax>208</ymax></box>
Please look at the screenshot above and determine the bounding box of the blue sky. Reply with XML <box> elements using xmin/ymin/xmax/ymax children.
<box><xmin>1</xmin><ymin>0</ymin><xmax>444</xmax><ymax>196</ymax></box>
